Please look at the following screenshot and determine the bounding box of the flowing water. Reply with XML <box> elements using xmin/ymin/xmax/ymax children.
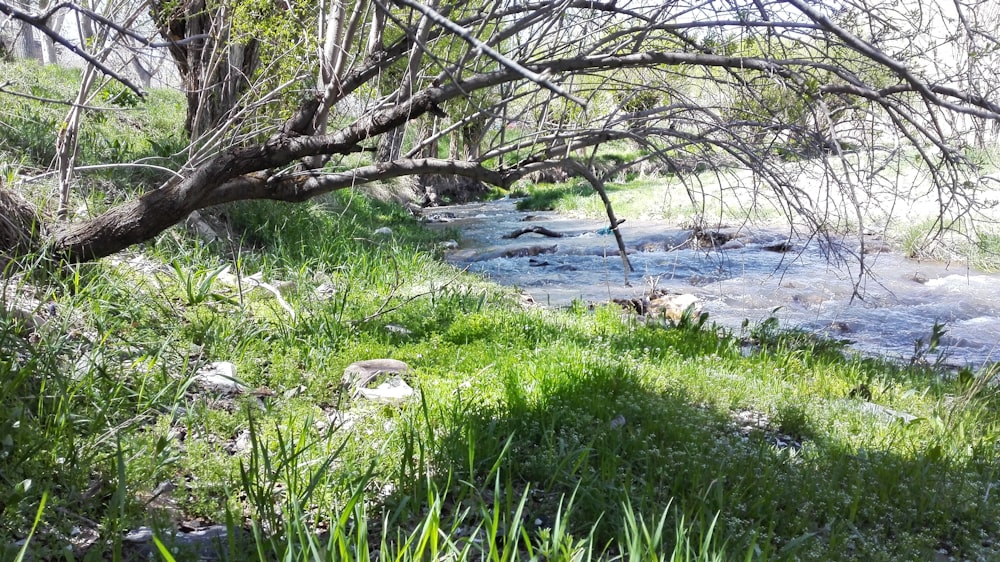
<box><xmin>430</xmin><ymin>198</ymin><xmax>1000</xmax><ymax>368</ymax></box>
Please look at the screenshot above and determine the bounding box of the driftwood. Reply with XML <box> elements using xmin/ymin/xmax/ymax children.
<box><xmin>502</xmin><ymin>226</ymin><xmax>566</xmax><ymax>239</ymax></box>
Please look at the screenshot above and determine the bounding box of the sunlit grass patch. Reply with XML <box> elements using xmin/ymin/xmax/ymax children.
<box><xmin>3</xmin><ymin>154</ymin><xmax>1000</xmax><ymax>560</ymax></box>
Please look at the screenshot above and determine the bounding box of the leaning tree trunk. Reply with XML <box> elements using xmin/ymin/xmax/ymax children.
<box><xmin>151</xmin><ymin>0</ymin><xmax>260</xmax><ymax>139</ymax></box>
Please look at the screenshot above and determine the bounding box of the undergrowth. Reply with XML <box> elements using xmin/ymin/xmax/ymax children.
<box><xmin>1</xmin><ymin>60</ymin><xmax>999</xmax><ymax>562</ymax></box>
<box><xmin>1</xmin><ymin>187</ymin><xmax>998</xmax><ymax>561</ymax></box>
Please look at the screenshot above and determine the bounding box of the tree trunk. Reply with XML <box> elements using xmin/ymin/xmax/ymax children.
<box><xmin>15</xmin><ymin>21</ymin><xmax>40</xmax><ymax>60</ymax></box>
<box><xmin>0</xmin><ymin>186</ymin><xmax>43</xmax><ymax>263</ymax></box>
<box><xmin>461</xmin><ymin>119</ymin><xmax>485</xmax><ymax>161</ymax></box>
<box><xmin>56</xmin><ymin>63</ymin><xmax>100</xmax><ymax>218</ymax></box>
<box><xmin>448</xmin><ymin>126</ymin><xmax>460</xmax><ymax>159</ymax></box>
<box><xmin>418</xmin><ymin>117</ymin><xmax>438</xmax><ymax>159</ymax></box>
<box><xmin>35</xmin><ymin>0</ymin><xmax>65</xmax><ymax>65</ymax></box>
<box><xmin>152</xmin><ymin>0</ymin><xmax>260</xmax><ymax>139</ymax></box>
<box><xmin>38</xmin><ymin>13</ymin><xmax>64</xmax><ymax>64</ymax></box>
<box><xmin>130</xmin><ymin>55</ymin><xmax>153</xmax><ymax>89</ymax></box>
<box><xmin>376</xmin><ymin>126</ymin><xmax>405</xmax><ymax>162</ymax></box>
<box><xmin>374</xmin><ymin>0</ymin><xmax>434</xmax><ymax>164</ymax></box>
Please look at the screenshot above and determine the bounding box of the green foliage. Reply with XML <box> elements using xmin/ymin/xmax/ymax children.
<box><xmin>96</xmin><ymin>81</ymin><xmax>143</xmax><ymax>108</ymax></box>
<box><xmin>12</xmin><ymin>491</ymin><xmax>45</xmax><ymax>562</ymax></box>
<box><xmin>170</xmin><ymin>261</ymin><xmax>236</xmax><ymax>306</ymax></box>
<box><xmin>2</xmin><ymin>65</ymin><xmax>999</xmax><ymax>559</ymax></box>
<box><xmin>230</xmin><ymin>0</ymin><xmax>320</xmax><ymax>120</ymax></box>
<box><xmin>0</xmin><ymin>60</ymin><xmax>188</xmax><ymax>193</ymax></box>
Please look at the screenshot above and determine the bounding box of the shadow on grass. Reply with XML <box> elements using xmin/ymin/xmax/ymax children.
<box><xmin>383</xmin><ymin>319</ymin><xmax>1000</xmax><ymax>560</ymax></box>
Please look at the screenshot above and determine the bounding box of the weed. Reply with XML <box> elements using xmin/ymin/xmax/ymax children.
<box><xmin>170</xmin><ymin>260</ymin><xmax>237</xmax><ymax>306</ymax></box>
<box><xmin>2</xmin><ymin>59</ymin><xmax>1000</xmax><ymax>560</ymax></box>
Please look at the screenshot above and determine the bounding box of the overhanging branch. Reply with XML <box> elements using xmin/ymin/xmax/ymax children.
<box><xmin>392</xmin><ymin>0</ymin><xmax>587</xmax><ymax>106</ymax></box>
<box><xmin>0</xmin><ymin>0</ymin><xmax>146</xmax><ymax>96</ymax></box>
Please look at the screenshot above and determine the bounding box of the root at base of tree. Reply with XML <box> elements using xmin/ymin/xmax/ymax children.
<box><xmin>0</xmin><ymin>187</ymin><xmax>44</xmax><ymax>268</ymax></box>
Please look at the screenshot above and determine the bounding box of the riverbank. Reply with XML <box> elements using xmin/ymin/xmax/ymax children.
<box><xmin>2</xmin><ymin>60</ymin><xmax>999</xmax><ymax>559</ymax></box>
<box><xmin>512</xmin><ymin>152</ymin><xmax>1000</xmax><ymax>272</ymax></box>
<box><xmin>3</xmin><ymin>189</ymin><xmax>999</xmax><ymax>560</ymax></box>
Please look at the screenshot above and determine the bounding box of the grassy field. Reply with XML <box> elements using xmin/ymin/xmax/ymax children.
<box><xmin>1</xmin><ymin>60</ymin><xmax>999</xmax><ymax>561</ymax></box>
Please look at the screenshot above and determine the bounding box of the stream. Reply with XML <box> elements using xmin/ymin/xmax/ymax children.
<box><xmin>430</xmin><ymin>198</ymin><xmax>1000</xmax><ymax>368</ymax></box>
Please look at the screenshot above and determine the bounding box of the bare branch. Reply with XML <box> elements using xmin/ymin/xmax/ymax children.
<box><xmin>392</xmin><ymin>0</ymin><xmax>587</xmax><ymax>106</ymax></box>
<box><xmin>0</xmin><ymin>0</ymin><xmax>146</xmax><ymax>96</ymax></box>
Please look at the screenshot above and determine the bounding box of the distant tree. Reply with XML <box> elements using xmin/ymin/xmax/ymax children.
<box><xmin>0</xmin><ymin>0</ymin><xmax>999</xmax><ymax>265</ymax></box>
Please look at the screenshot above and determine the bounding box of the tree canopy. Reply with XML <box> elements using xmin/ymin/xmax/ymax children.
<box><xmin>1</xmin><ymin>0</ymin><xmax>999</xmax><ymax>263</ymax></box>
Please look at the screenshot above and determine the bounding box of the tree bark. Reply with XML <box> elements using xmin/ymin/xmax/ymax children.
<box><xmin>16</xmin><ymin>19</ymin><xmax>40</xmax><ymax>60</ymax></box>
<box><xmin>461</xmin><ymin>118</ymin><xmax>485</xmax><ymax>161</ymax></box>
<box><xmin>38</xmin><ymin>9</ymin><xmax>63</xmax><ymax>63</ymax></box>
<box><xmin>0</xmin><ymin>185</ymin><xmax>44</xmax><ymax>265</ymax></box>
<box><xmin>152</xmin><ymin>0</ymin><xmax>260</xmax><ymax>139</ymax></box>
<box><xmin>564</xmin><ymin>160</ymin><xmax>632</xmax><ymax>280</ymax></box>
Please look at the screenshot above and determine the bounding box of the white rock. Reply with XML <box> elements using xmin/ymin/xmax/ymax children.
<box><xmin>342</xmin><ymin>358</ymin><xmax>410</xmax><ymax>387</ymax></box>
<box><xmin>357</xmin><ymin>375</ymin><xmax>415</xmax><ymax>404</ymax></box>
<box><xmin>385</xmin><ymin>324</ymin><xmax>413</xmax><ymax>336</ymax></box>
<box><xmin>315</xmin><ymin>283</ymin><xmax>338</xmax><ymax>298</ymax></box>
<box><xmin>72</xmin><ymin>350</ymin><xmax>103</xmax><ymax>380</ymax></box>
<box><xmin>648</xmin><ymin>293</ymin><xmax>701</xmax><ymax>322</ymax></box>
<box><xmin>232</xmin><ymin>430</ymin><xmax>252</xmax><ymax>453</ymax></box>
<box><xmin>194</xmin><ymin>362</ymin><xmax>246</xmax><ymax>394</ymax></box>
<box><xmin>283</xmin><ymin>385</ymin><xmax>307</xmax><ymax>399</ymax></box>
<box><xmin>373</xmin><ymin>226</ymin><xmax>393</xmax><ymax>236</ymax></box>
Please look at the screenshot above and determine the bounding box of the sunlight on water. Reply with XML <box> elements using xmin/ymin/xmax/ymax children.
<box><xmin>432</xmin><ymin>199</ymin><xmax>1000</xmax><ymax>368</ymax></box>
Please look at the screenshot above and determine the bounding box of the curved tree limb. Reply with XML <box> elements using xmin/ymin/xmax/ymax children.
<box><xmin>2</xmin><ymin>0</ymin><xmax>997</xmax><ymax>270</ymax></box>
<box><xmin>562</xmin><ymin>160</ymin><xmax>632</xmax><ymax>280</ymax></box>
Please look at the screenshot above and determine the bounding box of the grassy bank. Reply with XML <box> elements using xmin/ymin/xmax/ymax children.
<box><xmin>2</xmin><ymin>189</ymin><xmax>999</xmax><ymax>560</ymax></box>
<box><xmin>1</xmin><ymin>60</ymin><xmax>999</xmax><ymax>561</ymax></box>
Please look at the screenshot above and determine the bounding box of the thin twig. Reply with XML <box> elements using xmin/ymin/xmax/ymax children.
<box><xmin>392</xmin><ymin>0</ymin><xmax>587</xmax><ymax>106</ymax></box>
<box><xmin>0</xmin><ymin>0</ymin><xmax>145</xmax><ymax>96</ymax></box>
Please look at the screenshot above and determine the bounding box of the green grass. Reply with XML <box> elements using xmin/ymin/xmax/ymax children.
<box><xmin>0</xmin><ymin>59</ymin><xmax>188</xmax><ymax>192</ymax></box>
<box><xmin>896</xmin><ymin>216</ymin><xmax>1000</xmax><ymax>272</ymax></box>
<box><xmin>514</xmin><ymin>170</ymin><xmax>788</xmax><ymax>226</ymax></box>
<box><xmin>2</xmin><ymin>189</ymin><xmax>999</xmax><ymax>560</ymax></box>
<box><xmin>2</xmin><ymin>60</ymin><xmax>1000</xmax><ymax>561</ymax></box>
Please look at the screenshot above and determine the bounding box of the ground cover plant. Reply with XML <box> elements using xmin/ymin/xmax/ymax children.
<box><xmin>1</xmin><ymin>21</ymin><xmax>999</xmax><ymax>557</ymax></box>
<box><xmin>0</xmin><ymin>60</ymin><xmax>187</xmax><ymax>189</ymax></box>
<box><xmin>2</xmin><ymin>174</ymin><xmax>1000</xmax><ymax>560</ymax></box>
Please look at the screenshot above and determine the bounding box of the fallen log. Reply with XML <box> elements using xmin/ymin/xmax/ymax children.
<box><xmin>502</xmin><ymin>226</ymin><xmax>565</xmax><ymax>239</ymax></box>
